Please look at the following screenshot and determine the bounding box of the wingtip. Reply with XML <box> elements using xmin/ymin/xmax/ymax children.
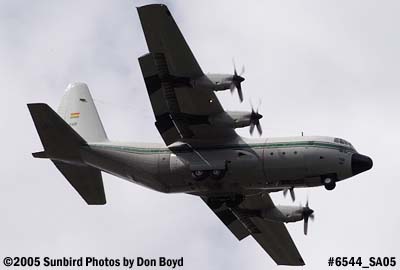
<box><xmin>32</xmin><ymin>151</ymin><xmax>49</xmax><ymax>159</ymax></box>
<box><xmin>27</xmin><ymin>102</ymin><xmax>47</xmax><ymax>107</ymax></box>
<box><xmin>86</xmin><ymin>199</ymin><xmax>107</xmax><ymax>206</ymax></box>
<box><xmin>137</xmin><ymin>3</ymin><xmax>169</xmax><ymax>15</ymax></box>
<box><xmin>27</xmin><ymin>103</ymin><xmax>50</xmax><ymax>113</ymax></box>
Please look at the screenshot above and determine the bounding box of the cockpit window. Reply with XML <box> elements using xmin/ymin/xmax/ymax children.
<box><xmin>334</xmin><ymin>137</ymin><xmax>354</xmax><ymax>149</ymax></box>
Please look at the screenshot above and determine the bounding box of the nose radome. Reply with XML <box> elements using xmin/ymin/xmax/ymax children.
<box><xmin>352</xmin><ymin>153</ymin><xmax>373</xmax><ymax>176</ymax></box>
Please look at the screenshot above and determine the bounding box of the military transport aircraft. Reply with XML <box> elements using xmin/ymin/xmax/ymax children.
<box><xmin>27</xmin><ymin>4</ymin><xmax>373</xmax><ymax>266</ymax></box>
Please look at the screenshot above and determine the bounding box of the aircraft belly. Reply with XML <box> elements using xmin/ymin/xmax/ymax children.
<box><xmin>156</xmin><ymin>148</ymin><xmax>268</xmax><ymax>193</ymax></box>
<box><xmin>82</xmin><ymin>147</ymin><xmax>169</xmax><ymax>192</ymax></box>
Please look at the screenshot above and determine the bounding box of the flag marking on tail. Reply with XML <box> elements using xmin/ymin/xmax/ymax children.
<box><xmin>70</xmin><ymin>112</ymin><xmax>80</xmax><ymax>119</ymax></box>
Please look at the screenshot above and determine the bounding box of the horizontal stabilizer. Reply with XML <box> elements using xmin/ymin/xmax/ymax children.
<box><xmin>53</xmin><ymin>161</ymin><xmax>106</xmax><ymax>205</ymax></box>
<box><xmin>28</xmin><ymin>103</ymin><xmax>86</xmax><ymax>161</ymax></box>
<box><xmin>28</xmin><ymin>103</ymin><xmax>106</xmax><ymax>204</ymax></box>
<box><xmin>32</xmin><ymin>151</ymin><xmax>49</xmax><ymax>159</ymax></box>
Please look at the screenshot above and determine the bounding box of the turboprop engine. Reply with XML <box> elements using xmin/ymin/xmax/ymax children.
<box><xmin>245</xmin><ymin>201</ymin><xmax>315</xmax><ymax>235</ymax></box>
<box><xmin>209</xmin><ymin>110</ymin><xmax>263</xmax><ymax>135</ymax></box>
<box><xmin>260</xmin><ymin>205</ymin><xmax>307</xmax><ymax>223</ymax></box>
<box><xmin>190</xmin><ymin>63</ymin><xmax>245</xmax><ymax>102</ymax></box>
<box><xmin>191</xmin><ymin>73</ymin><xmax>244</xmax><ymax>100</ymax></box>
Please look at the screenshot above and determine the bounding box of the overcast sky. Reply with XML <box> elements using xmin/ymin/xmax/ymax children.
<box><xmin>1</xmin><ymin>0</ymin><xmax>399</xmax><ymax>269</ymax></box>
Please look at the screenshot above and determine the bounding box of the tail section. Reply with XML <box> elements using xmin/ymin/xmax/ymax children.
<box><xmin>28</xmin><ymin>85</ymin><xmax>107</xmax><ymax>205</ymax></box>
<box><xmin>58</xmin><ymin>82</ymin><xmax>107</xmax><ymax>143</ymax></box>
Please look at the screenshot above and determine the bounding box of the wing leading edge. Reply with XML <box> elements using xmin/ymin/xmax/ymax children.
<box><xmin>203</xmin><ymin>193</ymin><xmax>305</xmax><ymax>266</ymax></box>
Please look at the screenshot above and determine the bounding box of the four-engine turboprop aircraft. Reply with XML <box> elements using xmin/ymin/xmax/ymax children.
<box><xmin>27</xmin><ymin>4</ymin><xmax>373</xmax><ymax>266</ymax></box>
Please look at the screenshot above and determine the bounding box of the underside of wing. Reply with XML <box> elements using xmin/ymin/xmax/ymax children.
<box><xmin>137</xmin><ymin>5</ymin><xmax>238</xmax><ymax>146</ymax></box>
<box><xmin>202</xmin><ymin>197</ymin><xmax>250</xmax><ymax>241</ymax></box>
<box><xmin>137</xmin><ymin>4</ymin><xmax>203</xmax><ymax>78</ymax></box>
<box><xmin>202</xmin><ymin>193</ymin><xmax>305</xmax><ymax>266</ymax></box>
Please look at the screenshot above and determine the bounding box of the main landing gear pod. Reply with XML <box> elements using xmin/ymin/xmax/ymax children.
<box><xmin>191</xmin><ymin>168</ymin><xmax>226</xmax><ymax>181</ymax></box>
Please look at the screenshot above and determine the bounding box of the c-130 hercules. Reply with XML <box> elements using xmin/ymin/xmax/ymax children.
<box><xmin>28</xmin><ymin>4</ymin><xmax>373</xmax><ymax>266</ymax></box>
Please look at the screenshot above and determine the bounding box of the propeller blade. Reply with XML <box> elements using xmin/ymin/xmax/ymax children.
<box><xmin>257</xmin><ymin>99</ymin><xmax>262</xmax><ymax>113</ymax></box>
<box><xmin>304</xmin><ymin>216</ymin><xmax>309</xmax><ymax>235</ymax></box>
<box><xmin>240</xmin><ymin>65</ymin><xmax>245</xmax><ymax>76</ymax></box>
<box><xmin>231</xmin><ymin>59</ymin><xmax>245</xmax><ymax>102</ymax></box>
<box><xmin>230</xmin><ymin>83</ymin><xmax>235</xmax><ymax>93</ymax></box>
<box><xmin>237</xmin><ymin>83</ymin><xmax>243</xmax><ymax>102</ymax></box>
<box><xmin>283</xmin><ymin>188</ymin><xmax>295</xmax><ymax>201</ymax></box>
<box><xmin>233</xmin><ymin>59</ymin><xmax>237</xmax><ymax>75</ymax></box>
<box><xmin>302</xmin><ymin>198</ymin><xmax>314</xmax><ymax>235</ymax></box>
<box><xmin>250</xmin><ymin>122</ymin><xmax>255</xmax><ymax>135</ymax></box>
<box><xmin>289</xmin><ymin>188</ymin><xmax>295</xmax><ymax>201</ymax></box>
<box><xmin>256</xmin><ymin>122</ymin><xmax>262</xmax><ymax>136</ymax></box>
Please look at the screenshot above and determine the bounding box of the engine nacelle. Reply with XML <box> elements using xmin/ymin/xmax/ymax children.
<box><xmin>208</xmin><ymin>111</ymin><xmax>253</xmax><ymax>129</ymax></box>
<box><xmin>258</xmin><ymin>205</ymin><xmax>305</xmax><ymax>223</ymax></box>
<box><xmin>206</xmin><ymin>74</ymin><xmax>234</xmax><ymax>91</ymax></box>
<box><xmin>190</xmin><ymin>74</ymin><xmax>234</xmax><ymax>91</ymax></box>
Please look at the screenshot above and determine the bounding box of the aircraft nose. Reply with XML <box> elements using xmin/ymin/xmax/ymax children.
<box><xmin>352</xmin><ymin>153</ymin><xmax>373</xmax><ymax>176</ymax></box>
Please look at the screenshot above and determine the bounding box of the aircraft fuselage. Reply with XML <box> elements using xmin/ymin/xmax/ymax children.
<box><xmin>80</xmin><ymin>135</ymin><xmax>372</xmax><ymax>196</ymax></box>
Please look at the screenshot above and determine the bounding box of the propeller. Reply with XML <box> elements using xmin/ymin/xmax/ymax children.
<box><xmin>249</xmin><ymin>100</ymin><xmax>263</xmax><ymax>136</ymax></box>
<box><xmin>283</xmin><ymin>187</ymin><xmax>296</xmax><ymax>202</ymax></box>
<box><xmin>302</xmin><ymin>199</ymin><xmax>315</xmax><ymax>235</ymax></box>
<box><xmin>230</xmin><ymin>60</ymin><xmax>245</xmax><ymax>102</ymax></box>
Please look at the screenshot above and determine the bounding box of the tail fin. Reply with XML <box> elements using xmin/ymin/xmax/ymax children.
<box><xmin>28</xmin><ymin>103</ymin><xmax>106</xmax><ymax>205</ymax></box>
<box><xmin>57</xmin><ymin>82</ymin><xmax>107</xmax><ymax>142</ymax></box>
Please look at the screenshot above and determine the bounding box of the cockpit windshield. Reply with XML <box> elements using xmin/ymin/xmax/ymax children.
<box><xmin>334</xmin><ymin>137</ymin><xmax>354</xmax><ymax>149</ymax></box>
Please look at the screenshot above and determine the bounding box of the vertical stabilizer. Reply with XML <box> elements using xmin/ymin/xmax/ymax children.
<box><xmin>58</xmin><ymin>83</ymin><xmax>107</xmax><ymax>142</ymax></box>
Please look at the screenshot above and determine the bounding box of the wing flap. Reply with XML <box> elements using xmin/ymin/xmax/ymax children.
<box><xmin>202</xmin><ymin>198</ymin><xmax>250</xmax><ymax>241</ymax></box>
<box><xmin>139</xmin><ymin>53</ymin><xmax>192</xmax><ymax>145</ymax></box>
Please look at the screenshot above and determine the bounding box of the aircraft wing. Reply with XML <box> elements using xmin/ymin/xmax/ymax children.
<box><xmin>202</xmin><ymin>198</ymin><xmax>251</xmax><ymax>241</ymax></box>
<box><xmin>203</xmin><ymin>193</ymin><xmax>305</xmax><ymax>266</ymax></box>
<box><xmin>137</xmin><ymin>4</ymin><xmax>238</xmax><ymax>146</ymax></box>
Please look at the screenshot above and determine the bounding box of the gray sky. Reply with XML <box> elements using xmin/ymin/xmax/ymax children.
<box><xmin>1</xmin><ymin>0</ymin><xmax>399</xmax><ymax>269</ymax></box>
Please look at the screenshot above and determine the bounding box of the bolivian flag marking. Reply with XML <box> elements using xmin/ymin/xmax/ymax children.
<box><xmin>70</xmin><ymin>112</ymin><xmax>80</xmax><ymax>119</ymax></box>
